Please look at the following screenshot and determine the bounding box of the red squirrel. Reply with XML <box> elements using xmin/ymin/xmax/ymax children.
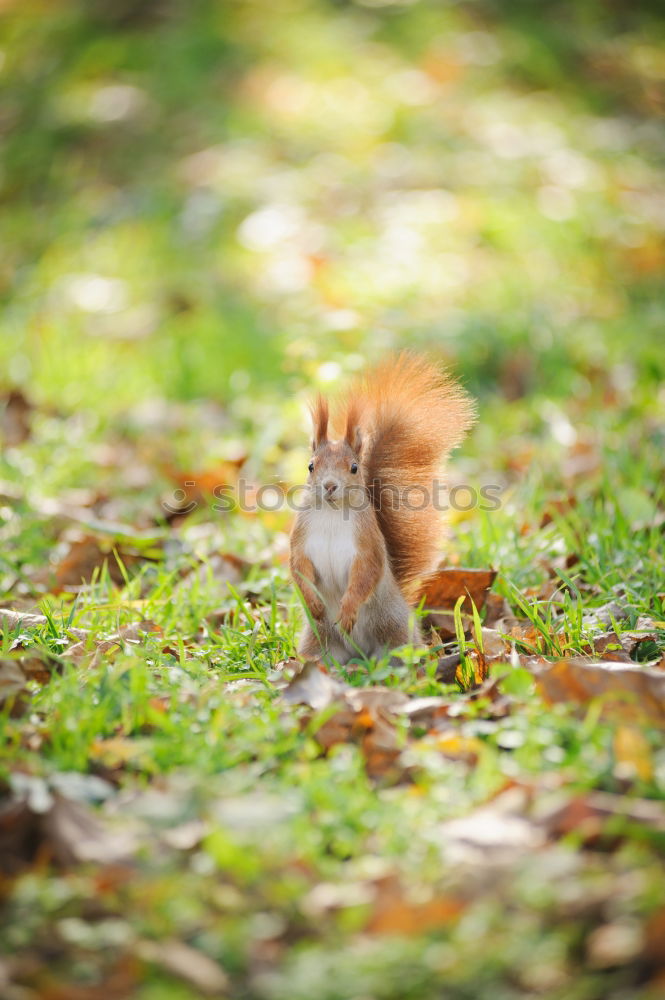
<box><xmin>289</xmin><ymin>353</ymin><xmax>476</xmax><ymax>664</ymax></box>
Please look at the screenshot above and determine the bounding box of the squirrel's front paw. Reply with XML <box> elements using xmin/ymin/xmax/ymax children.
<box><xmin>308</xmin><ymin>599</ymin><xmax>325</xmax><ymax>622</ymax></box>
<box><xmin>337</xmin><ymin>606</ymin><xmax>357</xmax><ymax>634</ymax></box>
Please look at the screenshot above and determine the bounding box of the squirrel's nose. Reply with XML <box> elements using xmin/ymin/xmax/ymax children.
<box><xmin>323</xmin><ymin>479</ymin><xmax>337</xmax><ymax>494</ymax></box>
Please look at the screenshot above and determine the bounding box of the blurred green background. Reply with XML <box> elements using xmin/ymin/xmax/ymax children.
<box><xmin>2</xmin><ymin>0</ymin><xmax>664</xmax><ymax>425</ymax></box>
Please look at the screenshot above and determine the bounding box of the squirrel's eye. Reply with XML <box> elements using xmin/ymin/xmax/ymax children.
<box><xmin>308</xmin><ymin>461</ymin><xmax>314</xmax><ymax>473</ymax></box>
<box><xmin>350</xmin><ymin>462</ymin><xmax>358</xmax><ymax>474</ymax></box>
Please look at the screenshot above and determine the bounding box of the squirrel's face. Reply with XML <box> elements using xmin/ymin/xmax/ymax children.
<box><xmin>307</xmin><ymin>440</ymin><xmax>365</xmax><ymax>509</ymax></box>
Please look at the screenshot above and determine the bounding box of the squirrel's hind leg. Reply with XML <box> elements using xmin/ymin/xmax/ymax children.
<box><xmin>364</xmin><ymin>603</ymin><xmax>421</xmax><ymax>662</ymax></box>
<box><xmin>298</xmin><ymin>621</ymin><xmax>329</xmax><ymax>661</ymax></box>
<box><xmin>298</xmin><ymin>621</ymin><xmax>355</xmax><ymax>668</ymax></box>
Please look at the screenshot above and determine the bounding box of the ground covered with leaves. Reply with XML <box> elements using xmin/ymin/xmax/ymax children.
<box><xmin>1</xmin><ymin>1</ymin><xmax>665</xmax><ymax>997</ymax></box>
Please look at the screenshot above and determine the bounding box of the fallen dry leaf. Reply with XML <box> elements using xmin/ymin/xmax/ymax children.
<box><xmin>586</xmin><ymin>616</ymin><xmax>663</xmax><ymax>663</ymax></box>
<box><xmin>47</xmin><ymin>534</ymin><xmax>153</xmax><ymax>593</ymax></box>
<box><xmin>0</xmin><ymin>607</ymin><xmax>86</xmax><ymax>651</ymax></box>
<box><xmin>588</xmin><ymin>632</ymin><xmax>633</xmax><ymax>662</ymax></box>
<box><xmin>458</xmin><ymin>626</ymin><xmax>512</xmax><ymax>687</ymax></box>
<box><xmin>136</xmin><ymin>939</ymin><xmax>229</xmax><ymax>995</ymax></box>
<box><xmin>345</xmin><ymin>687</ymin><xmax>409</xmax><ymax>715</ymax></box>
<box><xmin>315</xmin><ymin>696</ymin><xmax>405</xmax><ymax>781</ymax></box>
<box><xmin>282</xmin><ymin>664</ymin><xmax>514</xmax><ymax>778</ymax></box>
<box><xmin>440</xmin><ymin>786</ymin><xmax>545</xmax><ymax>864</ymax></box>
<box><xmin>89</xmin><ymin>737</ymin><xmax>151</xmax><ymax>770</ymax></box>
<box><xmin>0</xmin><ymin>388</ymin><xmax>32</xmax><ymax>446</ymax></box>
<box><xmin>436</xmin><ymin>649</ymin><xmax>462</xmax><ymax>680</ymax></box>
<box><xmin>586</xmin><ymin>921</ymin><xmax>644</xmax><ymax>968</ymax></box>
<box><xmin>614</xmin><ymin>725</ymin><xmax>653</xmax><ymax>782</ymax></box>
<box><xmin>423</xmin><ymin>610</ymin><xmax>463</xmax><ymax>640</ymax></box>
<box><xmin>483</xmin><ymin>592</ymin><xmax>513</xmax><ymax>627</ymax></box>
<box><xmin>282</xmin><ymin>674</ymin><xmax>410</xmax><ymax>779</ymax></box>
<box><xmin>43</xmin><ymin>792</ymin><xmax>138</xmax><ymax>866</ymax></box>
<box><xmin>417</xmin><ymin>567</ymin><xmax>497</xmax><ymax>612</ymax></box>
<box><xmin>481</xmin><ymin>626</ymin><xmax>510</xmax><ymax>660</ymax></box>
<box><xmin>0</xmin><ymin>654</ymin><xmax>56</xmax><ymax>714</ymax></box>
<box><xmin>162</xmin><ymin>457</ymin><xmax>245</xmax><ymax>522</ymax></box>
<box><xmin>281</xmin><ymin>660</ymin><xmax>348</xmax><ymax>711</ymax></box>
<box><xmin>582</xmin><ymin>600</ymin><xmax>633</xmax><ymax>629</ymax></box>
<box><xmin>529</xmin><ymin>657</ymin><xmax>665</xmax><ymax>723</ymax></box>
<box><xmin>540</xmin><ymin>493</ymin><xmax>577</xmax><ymax>528</ymax></box>
<box><xmin>65</xmin><ymin>620</ymin><xmax>161</xmax><ymax>668</ymax></box>
<box><xmin>0</xmin><ymin>608</ymin><xmax>53</xmax><ymax>633</ymax></box>
<box><xmin>535</xmin><ymin>790</ymin><xmax>665</xmax><ymax>846</ymax></box>
<box><xmin>0</xmin><ymin>777</ymin><xmax>136</xmax><ymax>873</ymax></box>
<box><xmin>173</xmin><ymin>552</ymin><xmax>250</xmax><ymax>601</ymax></box>
<box><xmin>0</xmin><ymin>660</ymin><xmax>27</xmax><ymax>704</ymax></box>
<box><xmin>398</xmin><ymin>695</ymin><xmax>453</xmax><ymax>724</ymax></box>
<box><xmin>495</xmin><ymin>616</ymin><xmax>543</xmax><ymax>649</ymax></box>
<box><xmin>432</xmin><ymin>731</ymin><xmax>483</xmax><ymax>763</ymax></box>
<box><xmin>365</xmin><ymin>889</ymin><xmax>465</xmax><ymax>935</ymax></box>
<box><xmin>644</xmin><ymin>907</ymin><xmax>665</xmax><ymax>967</ymax></box>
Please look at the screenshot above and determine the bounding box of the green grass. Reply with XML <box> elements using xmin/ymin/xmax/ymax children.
<box><xmin>1</xmin><ymin>0</ymin><xmax>665</xmax><ymax>997</ymax></box>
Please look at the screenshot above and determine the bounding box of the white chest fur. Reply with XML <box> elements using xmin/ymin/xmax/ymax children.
<box><xmin>303</xmin><ymin>506</ymin><xmax>357</xmax><ymax>608</ymax></box>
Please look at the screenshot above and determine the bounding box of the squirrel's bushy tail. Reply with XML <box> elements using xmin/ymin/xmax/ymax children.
<box><xmin>334</xmin><ymin>353</ymin><xmax>476</xmax><ymax>598</ymax></box>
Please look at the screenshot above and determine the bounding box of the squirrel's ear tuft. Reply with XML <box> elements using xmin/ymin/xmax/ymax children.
<box><xmin>344</xmin><ymin>400</ymin><xmax>363</xmax><ymax>455</ymax></box>
<box><xmin>311</xmin><ymin>394</ymin><xmax>329</xmax><ymax>449</ymax></box>
<box><xmin>349</xmin><ymin>425</ymin><xmax>363</xmax><ymax>455</ymax></box>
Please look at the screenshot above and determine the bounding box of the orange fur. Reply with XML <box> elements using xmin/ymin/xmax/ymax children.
<box><xmin>332</xmin><ymin>352</ymin><xmax>476</xmax><ymax>598</ymax></box>
<box><xmin>310</xmin><ymin>394</ymin><xmax>329</xmax><ymax>449</ymax></box>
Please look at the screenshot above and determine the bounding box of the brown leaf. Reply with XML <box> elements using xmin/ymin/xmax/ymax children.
<box><xmin>345</xmin><ymin>687</ymin><xmax>410</xmax><ymax>715</ymax></box>
<box><xmin>495</xmin><ymin>617</ymin><xmax>541</xmax><ymax>648</ymax></box>
<box><xmin>65</xmin><ymin>620</ymin><xmax>161</xmax><ymax>668</ymax></box>
<box><xmin>588</xmin><ymin>632</ymin><xmax>633</xmax><ymax>662</ymax></box>
<box><xmin>0</xmin><ymin>660</ymin><xmax>27</xmax><ymax>704</ymax></box>
<box><xmin>423</xmin><ymin>611</ymin><xmax>458</xmax><ymax>640</ymax></box>
<box><xmin>309</xmin><ymin>705</ymin><xmax>355</xmax><ymax>752</ymax></box>
<box><xmin>586</xmin><ymin>922</ymin><xmax>644</xmax><ymax>968</ymax></box>
<box><xmin>281</xmin><ymin>660</ymin><xmax>348</xmax><ymax>711</ymax></box>
<box><xmin>0</xmin><ymin>607</ymin><xmax>70</xmax><ymax>634</ymax></box>
<box><xmin>460</xmin><ymin>627</ymin><xmax>512</xmax><ymax>686</ymax></box>
<box><xmin>644</xmin><ymin>907</ymin><xmax>665</xmax><ymax>966</ymax></box>
<box><xmin>366</xmin><ymin>890</ymin><xmax>465</xmax><ymax>935</ymax></box>
<box><xmin>614</xmin><ymin>725</ymin><xmax>653</xmax><ymax>782</ymax></box>
<box><xmin>417</xmin><ymin>567</ymin><xmax>496</xmax><ymax>612</ymax></box>
<box><xmin>432</xmin><ymin>732</ymin><xmax>483</xmax><ymax>763</ymax></box>
<box><xmin>0</xmin><ymin>388</ymin><xmax>32</xmax><ymax>446</ymax></box>
<box><xmin>436</xmin><ymin>649</ymin><xmax>462</xmax><ymax>681</ymax></box>
<box><xmin>173</xmin><ymin>552</ymin><xmax>250</xmax><ymax>602</ymax></box>
<box><xmin>0</xmin><ymin>654</ymin><xmax>56</xmax><ymax>714</ymax></box>
<box><xmin>162</xmin><ymin>459</ymin><xmax>245</xmax><ymax>522</ymax></box>
<box><xmin>0</xmin><ymin>780</ymin><xmax>136</xmax><ymax>873</ymax></box>
<box><xmin>536</xmin><ymin>790</ymin><xmax>665</xmax><ymax>846</ymax></box>
<box><xmin>0</xmin><ymin>608</ymin><xmax>42</xmax><ymax>631</ymax></box>
<box><xmin>483</xmin><ymin>592</ymin><xmax>513</xmax><ymax>627</ymax></box>
<box><xmin>481</xmin><ymin>626</ymin><xmax>510</xmax><ymax>660</ymax></box>
<box><xmin>529</xmin><ymin>657</ymin><xmax>665</xmax><ymax>723</ymax></box>
<box><xmin>288</xmin><ymin>682</ymin><xmax>409</xmax><ymax>780</ymax></box>
<box><xmin>614</xmin><ymin>616</ymin><xmax>664</xmax><ymax>661</ymax></box>
<box><xmin>440</xmin><ymin>787</ymin><xmax>545</xmax><ymax>863</ymax></box>
<box><xmin>399</xmin><ymin>695</ymin><xmax>454</xmax><ymax>724</ymax></box>
<box><xmin>43</xmin><ymin>792</ymin><xmax>138</xmax><ymax>866</ymax></box>
<box><xmin>582</xmin><ymin>600</ymin><xmax>632</xmax><ymax>629</ymax></box>
<box><xmin>540</xmin><ymin>493</ymin><xmax>577</xmax><ymax>528</ymax></box>
<box><xmin>89</xmin><ymin>737</ymin><xmax>150</xmax><ymax>769</ymax></box>
<box><xmin>136</xmin><ymin>939</ymin><xmax>229</xmax><ymax>995</ymax></box>
<box><xmin>0</xmin><ymin>479</ymin><xmax>23</xmax><ymax>503</ymax></box>
<box><xmin>48</xmin><ymin>535</ymin><xmax>149</xmax><ymax>594</ymax></box>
